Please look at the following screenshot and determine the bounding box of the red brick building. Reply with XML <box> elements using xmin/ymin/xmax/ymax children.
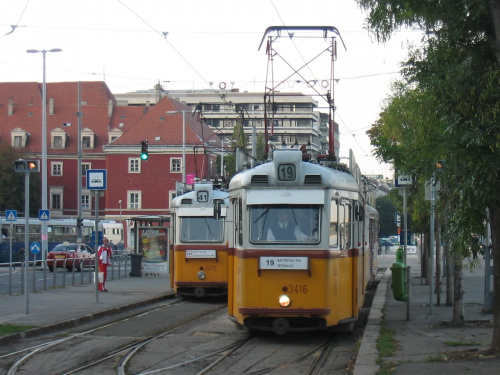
<box><xmin>0</xmin><ymin>81</ymin><xmax>221</xmax><ymax>223</ymax></box>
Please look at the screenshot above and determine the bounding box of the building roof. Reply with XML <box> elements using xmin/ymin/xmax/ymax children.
<box><xmin>109</xmin><ymin>96</ymin><xmax>222</xmax><ymax>149</ymax></box>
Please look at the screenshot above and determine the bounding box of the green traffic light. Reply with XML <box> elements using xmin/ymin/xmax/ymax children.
<box><xmin>140</xmin><ymin>140</ymin><xmax>148</xmax><ymax>161</ymax></box>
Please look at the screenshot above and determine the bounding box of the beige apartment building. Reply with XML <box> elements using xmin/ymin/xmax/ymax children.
<box><xmin>114</xmin><ymin>85</ymin><xmax>340</xmax><ymax>160</ymax></box>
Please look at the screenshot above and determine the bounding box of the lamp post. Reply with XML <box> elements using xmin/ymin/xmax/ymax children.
<box><xmin>165</xmin><ymin>110</ymin><xmax>186</xmax><ymax>185</ymax></box>
<box><xmin>26</xmin><ymin>48</ymin><xmax>62</xmax><ymax>261</ymax></box>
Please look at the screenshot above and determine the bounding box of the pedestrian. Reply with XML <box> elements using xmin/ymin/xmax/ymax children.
<box><xmin>97</xmin><ymin>237</ymin><xmax>113</xmax><ymax>292</ymax></box>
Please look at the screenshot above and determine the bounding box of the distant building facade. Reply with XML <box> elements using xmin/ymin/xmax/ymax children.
<box><xmin>0</xmin><ymin>81</ymin><xmax>219</xmax><ymax>224</ymax></box>
<box><xmin>114</xmin><ymin>85</ymin><xmax>340</xmax><ymax>159</ymax></box>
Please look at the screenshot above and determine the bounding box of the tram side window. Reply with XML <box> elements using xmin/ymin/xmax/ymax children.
<box><xmin>52</xmin><ymin>226</ymin><xmax>66</xmax><ymax>242</ymax></box>
<box><xmin>339</xmin><ymin>202</ymin><xmax>351</xmax><ymax>249</ymax></box>
<box><xmin>329</xmin><ymin>200</ymin><xmax>338</xmax><ymax>248</ymax></box>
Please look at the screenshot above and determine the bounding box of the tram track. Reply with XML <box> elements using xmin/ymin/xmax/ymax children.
<box><xmin>1</xmin><ymin>294</ymin><xmax>366</xmax><ymax>374</ymax></box>
<box><xmin>0</xmin><ymin>298</ymin><xmax>226</xmax><ymax>375</ymax></box>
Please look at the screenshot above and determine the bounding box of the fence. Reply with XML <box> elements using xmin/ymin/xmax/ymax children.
<box><xmin>0</xmin><ymin>255</ymin><xmax>131</xmax><ymax>296</ymax></box>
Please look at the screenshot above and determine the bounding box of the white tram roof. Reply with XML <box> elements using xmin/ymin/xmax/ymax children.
<box><xmin>229</xmin><ymin>149</ymin><xmax>361</xmax><ymax>198</ymax></box>
<box><xmin>171</xmin><ymin>182</ymin><xmax>229</xmax><ymax>210</ymax></box>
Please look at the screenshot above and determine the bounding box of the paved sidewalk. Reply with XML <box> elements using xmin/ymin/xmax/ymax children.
<box><xmin>0</xmin><ymin>272</ymin><xmax>174</xmax><ymax>345</ymax></box>
<box><xmin>355</xmin><ymin>250</ymin><xmax>499</xmax><ymax>375</ymax></box>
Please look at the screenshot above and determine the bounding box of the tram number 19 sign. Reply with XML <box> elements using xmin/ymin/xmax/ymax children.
<box><xmin>277</xmin><ymin>164</ymin><xmax>296</xmax><ymax>181</ymax></box>
<box><xmin>259</xmin><ymin>256</ymin><xmax>309</xmax><ymax>270</ymax></box>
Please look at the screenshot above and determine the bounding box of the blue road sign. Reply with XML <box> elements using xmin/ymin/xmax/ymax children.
<box><xmin>39</xmin><ymin>209</ymin><xmax>50</xmax><ymax>220</ymax></box>
<box><xmin>6</xmin><ymin>210</ymin><xmax>17</xmax><ymax>221</ymax></box>
<box><xmin>30</xmin><ymin>242</ymin><xmax>41</xmax><ymax>254</ymax></box>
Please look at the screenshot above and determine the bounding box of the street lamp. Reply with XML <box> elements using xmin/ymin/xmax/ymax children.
<box><xmin>26</xmin><ymin>48</ymin><xmax>62</xmax><ymax>261</ymax></box>
<box><xmin>165</xmin><ymin>110</ymin><xmax>186</xmax><ymax>184</ymax></box>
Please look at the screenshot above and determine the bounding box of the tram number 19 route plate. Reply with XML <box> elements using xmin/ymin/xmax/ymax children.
<box><xmin>259</xmin><ymin>256</ymin><xmax>309</xmax><ymax>270</ymax></box>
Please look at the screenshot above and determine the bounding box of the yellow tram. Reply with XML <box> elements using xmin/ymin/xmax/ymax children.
<box><xmin>169</xmin><ymin>182</ymin><xmax>229</xmax><ymax>298</ymax></box>
<box><xmin>226</xmin><ymin>149</ymin><xmax>379</xmax><ymax>334</ymax></box>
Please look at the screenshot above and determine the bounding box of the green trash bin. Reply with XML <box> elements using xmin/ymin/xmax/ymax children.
<box><xmin>390</xmin><ymin>262</ymin><xmax>408</xmax><ymax>302</ymax></box>
<box><xmin>396</xmin><ymin>247</ymin><xmax>404</xmax><ymax>263</ymax></box>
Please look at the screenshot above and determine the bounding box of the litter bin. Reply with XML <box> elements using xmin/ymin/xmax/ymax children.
<box><xmin>129</xmin><ymin>253</ymin><xmax>143</xmax><ymax>277</ymax></box>
<box><xmin>390</xmin><ymin>262</ymin><xmax>408</xmax><ymax>302</ymax></box>
<box><xmin>396</xmin><ymin>247</ymin><xmax>404</xmax><ymax>263</ymax></box>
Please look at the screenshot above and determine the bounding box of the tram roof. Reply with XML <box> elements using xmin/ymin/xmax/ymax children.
<box><xmin>171</xmin><ymin>182</ymin><xmax>229</xmax><ymax>209</ymax></box>
<box><xmin>228</xmin><ymin>149</ymin><xmax>360</xmax><ymax>193</ymax></box>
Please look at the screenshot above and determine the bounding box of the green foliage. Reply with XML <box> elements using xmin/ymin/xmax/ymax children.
<box><xmin>0</xmin><ymin>324</ymin><xmax>37</xmax><ymax>336</ymax></box>
<box><xmin>376</xmin><ymin>194</ymin><xmax>399</xmax><ymax>237</ymax></box>
<box><xmin>360</xmin><ymin>0</ymin><xmax>499</xmax><ymax>256</ymax></box>
<box><xmin>0</xmin><ymin>141</ymin><xmax>41</xmax><ymax>216</ymax></box>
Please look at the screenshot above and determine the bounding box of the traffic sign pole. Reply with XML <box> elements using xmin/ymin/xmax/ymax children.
<box><xmin>23</xmin><ymin>171</ymin><xmax>30</xmax><ymax>314</ymax></box>
<box><xmin>6</xmin><ymin>210</ymin><xmax>17</xmax><ymax>297</ymax></box>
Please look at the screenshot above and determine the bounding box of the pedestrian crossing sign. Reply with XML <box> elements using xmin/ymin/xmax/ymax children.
<box><xmin>39</xmin><ymin>209</ymin><xmax>50</xmax><ymax>220</ymax></box>
<box><xmin>6</xmin><ymin>210</ymin><xmax>17</xmax><ymax>221</ymax></box>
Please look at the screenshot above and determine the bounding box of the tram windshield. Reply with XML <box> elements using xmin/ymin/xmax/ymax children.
<box><xmin>180</xmin><ymin>217</ymin><xmax>224</xmax><ymax>242</ymax></box>
<box><xmin>250</xmin><ymin>205</ymin><xmax>320</xmax><ymax>244</ymax></box>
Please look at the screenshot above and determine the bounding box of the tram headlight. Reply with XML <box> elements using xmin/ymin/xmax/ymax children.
<box><xmin>279</xmin><ymin>294</ymin><xmax>291</xmax><ymax>307</ymax></box>
<box><xmin>197</xmin><ymin>271</ymin><xmax>206</xmax><ymax>280</ymax></box>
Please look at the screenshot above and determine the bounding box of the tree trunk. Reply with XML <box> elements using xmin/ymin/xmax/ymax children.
<box><xmin>445</xmin><ymin>240</ymin><xmax>453</xmax><ymax>306</ymax></box>
<box><xmin>452</xmin><ymin>250</ymin><xmax>464</xmax><ymax>327</ymax></box>
<box><xmin>422</xmin><ymin>232</ymin><xmax>429</xmax><ymax>284</ymax></box>
<box><xmin>488</xmin><ymin>204</ymin><xmax>500</xmax><ymax>353</ymax></box>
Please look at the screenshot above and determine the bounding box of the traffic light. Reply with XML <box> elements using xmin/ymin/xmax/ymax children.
<box><xmin>435</xmin><ymin>160</ymin><xmax>446</xmax><ymax>173</ymax></box>
<box><xmin>14</xmin><ymin>159</ymin><xmax>40</xmax><ymax>172</ymax></box>
<box><xmin>141</xmin><ymin>140</ymin><xmax>149</xmax><ymax>161</ymax></box>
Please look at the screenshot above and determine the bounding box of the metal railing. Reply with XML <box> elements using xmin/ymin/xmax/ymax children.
<box><xmin>0</xmin><ymin>255</ymin><xmax>131</xmax><ymax>296</ymax></box>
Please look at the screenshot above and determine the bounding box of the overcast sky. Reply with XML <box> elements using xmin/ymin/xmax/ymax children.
<box><xmin>1</xmin><ymin>0</ymin><xmax>423</xmax><ymax>178</ymax></box>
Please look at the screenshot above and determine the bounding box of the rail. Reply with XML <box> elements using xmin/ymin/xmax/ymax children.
<box><xmin>0</xmin><ymin>255</ymin><xmax>131</xmax><ymax>296</ymax></box>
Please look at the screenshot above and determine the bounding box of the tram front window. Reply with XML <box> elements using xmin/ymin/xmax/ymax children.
<box><xmin>180</xmin><ymin>217</ymin><xmax>224</xmax><ymax>242</ymax></box>
<box><xmin>250</xmin><ymin>205</ymin><xmax>320</xmax><ymax>244</ymax></box>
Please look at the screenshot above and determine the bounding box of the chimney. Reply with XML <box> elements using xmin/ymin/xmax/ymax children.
<box><xmin>49</xmin><ymin>98</ymin><xmax>54</xmax><ymax>115</ymax></box>
<box><xmin>155</xmin><ymin>83</ymin><xmax>161</xmax><ymax>104</ymax></box>
<box><xmin>108</xmin><ymin>99</ymin><xmax>113</xmax><ymax>118</ymax></box>
<box><xmin>8</xmin><ymin>99</ymin><xmax>14</xmax><ymax>116</ymax></box>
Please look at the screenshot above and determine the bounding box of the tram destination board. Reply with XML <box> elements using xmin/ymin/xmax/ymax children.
<box><xmin>259</xmin><ymin>256</ymin><xmax>309</xmax><ymax>270</ymax></box>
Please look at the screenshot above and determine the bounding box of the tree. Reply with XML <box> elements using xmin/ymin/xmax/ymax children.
<box><xmin>357</xmin><ymin>0</ymin><xmax>500</xmax><ymax>352</ymax></box>
<box><xmin>0</xmin><ymin>141</ymin><xmax>40</xmax><ymax>216</ymax></box>
<box><xmin>376</xmin><ymin>193</ymin><xmax>399</xmax><ymax>237</ymax></box>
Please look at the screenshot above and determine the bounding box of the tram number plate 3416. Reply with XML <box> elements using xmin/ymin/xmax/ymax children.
<box><xmin>259</xmin><ymin>256</ymin><xmax>309</xmax><ymax>270</ymax></box>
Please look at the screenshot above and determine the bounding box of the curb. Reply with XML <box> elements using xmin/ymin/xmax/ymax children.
<box><xmin>353</xmin><ymin>268</ymin><xmax>391</xmax><ymax>375</ymax></box>
<box><xmin>0</xmin><ymin>293</ymin><xmax>176</xmax><ymax>346</ymax></box>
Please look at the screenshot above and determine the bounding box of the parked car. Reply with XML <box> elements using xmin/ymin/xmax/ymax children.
<box><xmin>379</xmin><ymin>238</ymin><xmax>399</xmax><ymax>252</ymax></box>
<box><xmin>46</xmin><ymin>242</ymin><xmax>95</xmax><ymax>272</ymax></box>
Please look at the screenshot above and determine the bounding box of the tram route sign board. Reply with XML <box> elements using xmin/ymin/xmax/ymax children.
<box><xmin>259</xmin><ymin>256</ymin><xmax>309</xmax><ymax>270</ymax></box>
<box><xmin>86</xmin><ymin>169</ymin><xmax>107</xmax><ymax>190</ymax></box>
<box><xmin>395</xmin><ymin>173</ymin><xmax>412</xmax><ymax>187</ymax></box>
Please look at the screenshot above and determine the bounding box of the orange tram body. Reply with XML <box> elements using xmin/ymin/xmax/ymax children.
<box><xmin>226</xmin><ymin>149</ymin><xmax>379</xmax><ymax>334</ymax></box>
<box><xmin>169</xmin><ymin>182</ymin><xmax>230</xmax><ymax>298</ymax></box>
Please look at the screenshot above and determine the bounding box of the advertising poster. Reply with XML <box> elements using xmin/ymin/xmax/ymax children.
<box><xmin>139</xmin><ymin>227</ymin><xmax>169</xmax><ymax>273</ymax></box>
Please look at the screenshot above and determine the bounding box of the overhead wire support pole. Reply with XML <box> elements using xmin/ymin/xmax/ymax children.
<box><xmin>259</xmin><ymin>26</ymin><xmax>346</xmax><ymax>161</ymax></box>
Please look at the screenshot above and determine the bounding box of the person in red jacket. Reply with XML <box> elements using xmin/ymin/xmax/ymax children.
<box><xmin>97</xmin><ymin>237</ymin><xmax>113</xmax><ymax>292</ymax></box>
